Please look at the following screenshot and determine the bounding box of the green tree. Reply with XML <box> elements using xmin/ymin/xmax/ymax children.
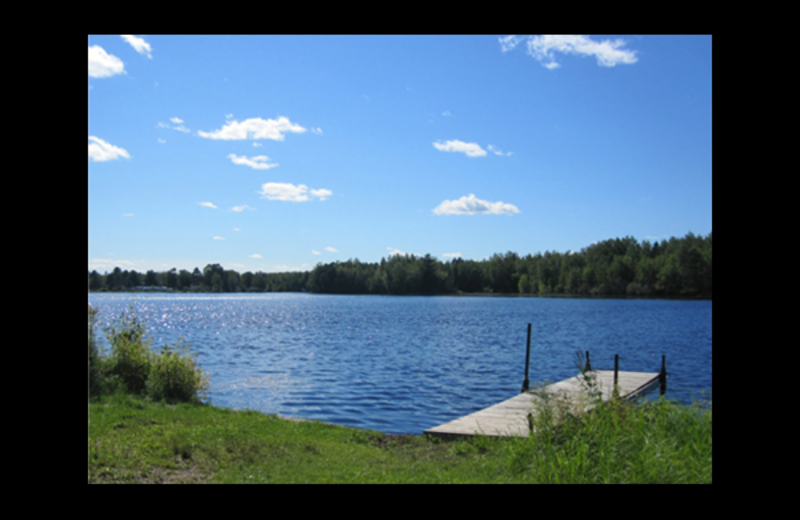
<box><xmin>192</xmin><ymin>267</ymin><xmax>203</xmax><ymax>289</ymax></box>
<box><xmin>203</xmin><ymin>264</ymin><xmax>224</xmax><ymax>291</ymax></box>
<box><xmin>518</xmin><ymin>273</ymin><xmax>531</xmax><ymax>294</ymax></box>
<box><xmin>656</xmin><ymin>254</ymin><xmax>682</xmax><ymax>295</ymax></box>
<box><xmin>177</xmin><ymin>269</ymin><xmax>192</xmax><ymax>291</ymax></box>
<box><xmin>241</xmin><ymin>271</ymin><xmax>254</xmax><ymax>291</ymax></box>
<box><xmin>106</xmin><ymin>267</ymin><xmax>123</xmax><ymax>291</ymax></box>
<box><xmin>145</xmin><ymin>270</ymin><xmax>158</xmax><ymax>287</ymax></box>
<box><xmin>89</xmin><ymin>270</ymin><xmax>104</xmax><ymax>291</ymax></box>
<box><xmin>211</xmin><ymin>272</ymin><xmax>223</xmax><ymax>292</ymax></box>
<box><xmin>165</xmin><ymin>268</ymin><xmax>178</xmax><ymax>290</ymax></box>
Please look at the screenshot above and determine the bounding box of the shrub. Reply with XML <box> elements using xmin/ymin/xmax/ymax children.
<box><xmin>90</xmin><ymin>304</ymin><xmax>210</xmax><ymax>404</ymax></box>
<box><xmin>89</xmin><ymin>305</ymin><xmax>105</xmax><ymax>399</ymax></box>
<box><xmin>147</xmin><ymin>341</ymin><xmax>210</xmax><ymax>404</ymax></box>
<box><xmin>104</xmin><ymin>307</ymin><xmax>153</xmax><ymax>395</ymax></box>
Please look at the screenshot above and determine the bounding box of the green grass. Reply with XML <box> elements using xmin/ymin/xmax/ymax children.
<box><xmin>88</xmin><ymin>392</ymin><xmax>711</xmax><ymax>483</ymax></box>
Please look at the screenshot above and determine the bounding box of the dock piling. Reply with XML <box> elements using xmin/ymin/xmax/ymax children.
<box><xmin>521</xmin><ymin>323</ymin><xmax>531</xmax><ymax>393</ymax></box>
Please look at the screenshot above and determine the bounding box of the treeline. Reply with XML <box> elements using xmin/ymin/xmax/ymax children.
<box><xmin>89</xmin><ymin>263</ymin><xmax>308</xmax><ymax>293</ymax></box>
<box><xmin>88</xmin><ymin>232</ymin><xmax>711</xmax><ymax>298</ymax></box>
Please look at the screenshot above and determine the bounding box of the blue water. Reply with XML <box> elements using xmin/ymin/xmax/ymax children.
<box><xmin>88</xmin><ymin>293</ymin><xmax>712</xmax><ymax>435</ymax></box>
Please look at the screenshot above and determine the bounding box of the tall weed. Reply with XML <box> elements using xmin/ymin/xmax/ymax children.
<box><xmin>147</xmin><ymin>341</ymin><xmax>209</xmax><ymax>404</ymax></box>
<box><xmin>510</xmin><ymin>387</ymin><xmax>711</xmax><ymax>483</ymax></box>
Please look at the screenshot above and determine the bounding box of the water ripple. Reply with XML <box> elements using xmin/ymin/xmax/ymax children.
<box><xmin>89</xmin><ymin>293</ymin><xmax>711</xmax><ymax>434</ymax></box>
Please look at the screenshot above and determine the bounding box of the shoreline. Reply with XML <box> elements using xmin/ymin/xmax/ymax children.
<box><xmin>89</xmin><ymin>289</ymin><xmax>712</xmax><ymax>301</ymax></box>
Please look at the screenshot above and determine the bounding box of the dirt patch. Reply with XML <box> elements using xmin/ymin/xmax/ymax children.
<box><xmin>89</xmin><ymin>460</ymin><xmax>212</xmax><ymax>484</ymax></box>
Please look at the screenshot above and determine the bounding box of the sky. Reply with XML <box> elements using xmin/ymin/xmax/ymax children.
<box><xmin>88</xmin><ymin>35</ymin><xmax>712</xmax><ymax>274</ymax></box>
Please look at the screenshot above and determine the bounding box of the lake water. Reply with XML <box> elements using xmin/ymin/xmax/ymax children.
<box><xmin>88</xmin><ymin>293</ymin><xmax>712</xmax><ymax>435</ymax></box>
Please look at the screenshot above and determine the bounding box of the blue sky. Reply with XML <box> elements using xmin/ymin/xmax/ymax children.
<box><xmin>88</xmin><ymin>35</ymin><xmax>712</xmax><ymax>274</ymax></box>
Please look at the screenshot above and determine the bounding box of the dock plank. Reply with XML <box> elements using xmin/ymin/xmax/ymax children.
<box><xmin>424</xmin><ymin>370</ymin><xmax>660</xmax><ymax>439</ymax></box>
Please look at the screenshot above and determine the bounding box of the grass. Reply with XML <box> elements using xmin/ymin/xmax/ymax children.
<box><xmin>88</xmin><ymin>392</ymin><xmax>711</xmax><ymax>483</ymax></box>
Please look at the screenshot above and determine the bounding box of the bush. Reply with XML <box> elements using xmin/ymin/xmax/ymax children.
<box><xmin>89</xmin><ymin>304</ymin><xmax>210</xmax><ymax>404</ymax></box>
<box><xmin>104</xmin><ymin>306</ymin><xmax>153</xmax><ymax>395</ymax></box>
<box><xmin>147</xmin><ymin>341</ymin><xmax>209</xmax><ymax>404</ymax></box>
<box><xmin>89</xmin><ymin>305</ymin><xmax>105</xmax><ymax>399</ymax></box>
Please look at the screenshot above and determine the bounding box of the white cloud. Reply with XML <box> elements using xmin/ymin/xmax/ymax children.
<box><xmin>198</xmin><ymin>116</ymin><xmax>306</xmax><ymax>141</ymax></box>
<box><xmin>157</xmin><ymin>138</ymin><xmax>166</xmax><ymax>144</ymax></box>
<box><xmin>442</xmin><ymin>252</ymin><xmax>462</xmax><ymax>258</ymax></box>
<box><xmin>232</xmin><ymin>204</ymin><xmax>255</xmax><ymax>212</ymax></box>
<box><xmin>233</xmin><ymin>228</ymin><xmax>241</xmax><ymax>231</ymax></box>
<box><xmin>442</xmin><ymin>111</ymin><xmax>452</xmax><ymax>116</ymax></box>
<box><xmin>250</xmin><ymin>254</ymin><xmax>263</xmax><ymax>259</ymax></box>
<box><xmin>325</xmin><ymin>247</ymin><xmax>338</xmax><ymax>253</ymax></box>
<box><xmin>88</xmin><ymin>45</ymin><xmax>125</xmax><ymax>78</ymax></box>
<box><xmin>89</xmin><ymin>136</ymin><xmax>130</xmax><ymax>162</ymax></box>
<box><xmin>433</xmin><ymin>140</ymin><xmax>487</xmax><ymax>158</ymax></box>
<box><xmin>271</xmin><ymin>264</ymin><xmax>309</xmax><ymax>272</ymax></box>
<box><xmin>310</xmin><ymin>189</ymin><xmax>332</xmax><ymax>201</ymax></box>
<box><xmin>499</xmin><ymin>35</ymin><xmax>525</xmax><ymax>53</ymax></box>
<box><xmin>311</xmin><ymin>127</ymin><xmax>323</xmax><ymax>135</ymax></box>
<box><xmin>386</xmin><ymin>247</ymin><xmax>418</xmax><ymax>258</ymax></box>
<box><xmin>487</xmin><ymin>144</ymin><xmax>512</xmax><ymax>156</ymax></box>
<box><xmin>228</xmin><ymin>153</ymin><xmax>279</xmax><ymax>170</ymax></box>
<box><xmin>259</xmin><ymin>183</ymin><xmax>308</xmax><ymax>201</ymax></box>
<box><xmin>253</xmin><ymin>142</ymin><xmax>263</xmax><ymax>147</ymax></box>
<box><xmin>213</xmin><ymin>236</ymin><xmax>225</xmax><ymax>240</ymax></box>
<box><xmin>89</xmin><ymin>258</ymin><xmax>135</xmax><ymax>271</ymax></box>
<box><xmin>199</xmin><ymin>201</ymin><xmax>217</xmax><ymax>209</ymax></box>
<box><xmin>120</xmin><ymin>35</ymin><xmax>152</xmax><ymax>58</ymax></box>
<box><xmin>258</xmin><ymin>182</ymin><xmax>331</xmax><ymax>202</ymax></box>
<box><xmin>158</xmin><ymin>120</ymin><xmax>190</xmax><ymax>133</ymax></box>
<box><xmin>123</xmin><ymin>213</ymin><xmax>135</xmax><ymax>217</ymax></box>
<box><xmin>433</xmin><ymin>194</ymin><xmax>520</xmax><ymax>215</ymax></box>
<box><xmin>312</xmin><ymin>250</ymin><xmax>321</xmax><ymax>255</ymax></box>
<box><xmin>501</xmin><ymin>35</ymin><xmax>638</xmax><ymax>68</ymax></box>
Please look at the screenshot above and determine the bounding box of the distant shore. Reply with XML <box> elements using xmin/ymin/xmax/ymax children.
<box><xmin>89</xmin><ymin>288</ymin><xmax>711</xmax><ymax>300</ymax></box>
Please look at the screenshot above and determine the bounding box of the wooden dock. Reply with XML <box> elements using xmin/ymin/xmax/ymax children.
<box><xmin>424</xmin><ymin>370</ymin><xmax>661</xmax><ymax>439</ymax></box>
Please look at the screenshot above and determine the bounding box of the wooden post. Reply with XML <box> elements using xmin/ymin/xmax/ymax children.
<box><xmin>521</xmin><ymin>323</ymin><xmax>531</xmax><ymax>393</ymax></box>
<box><xmin>659</xmin><ymin>354</ymin><xmax>667</xmax><ymax>395</ymax></box>
<box><xmin>614</xmin><ymin>354</ymin><xmax>619</xmax><ymax>387</ymax></box>
<box><xmin>585</xmin><ymin>350</ymin><xmax>591</xmax><ymax>371</ymax></box>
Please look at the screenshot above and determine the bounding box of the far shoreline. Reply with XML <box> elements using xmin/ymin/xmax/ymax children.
<box><xmin>88</xmin><ymin>289</ymin><xmax>711</xmax><ymax>301</ymax></box>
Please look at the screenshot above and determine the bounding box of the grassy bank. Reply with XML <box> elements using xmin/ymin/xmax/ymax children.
<box><xmin>88</xmin><ymin>393</ymin><xmax>711</xmax><ymax>483</ymax></box>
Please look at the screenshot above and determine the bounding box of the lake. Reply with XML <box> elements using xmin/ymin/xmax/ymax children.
<box><xmin>88</xmin><ymin>293</ymin><xmax>712</xmax><ymax>435</ymax></box>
